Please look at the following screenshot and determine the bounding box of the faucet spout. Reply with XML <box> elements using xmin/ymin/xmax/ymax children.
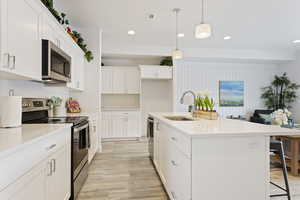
<box><xmin>180</xmin><ymin>90</ymin><xmax>197</xmax><ymax>113</ymax></box>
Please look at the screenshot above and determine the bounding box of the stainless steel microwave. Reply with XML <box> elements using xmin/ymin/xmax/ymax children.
<box><xmin>42</xmin><ymin>39</ymin><xmax>71</xmax><ymax>83</ymax></box>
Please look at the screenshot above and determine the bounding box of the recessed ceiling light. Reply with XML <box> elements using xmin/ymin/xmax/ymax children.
<box><xmin>293</xmin><ymin>40</ymin><xmax>300</xmax><ymax>44</ymax></box>
<box><xmin>224</xmin><ymin>36</ymin><xmax>231</xmax><ymax>40</ymax></box>
<box><xmin>128</xmin><ymin>30</ymin><xmax>135</xmax><ymax>36</ymax></box>
<box><xmin>177</xmin><ymin>33</ymin><xmax>185</xmax><ymax>38</ymax></box>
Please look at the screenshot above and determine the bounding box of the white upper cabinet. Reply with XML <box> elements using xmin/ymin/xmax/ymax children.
<box><xmin>139</xmin><ymin>65</ymin><xmax>173</xmax><ymax>80</ymax></box>
<box><xmin>101</xmin><ymin>67</ymin><xmax>113</xmax><ymax>94</ymax></box>
<box><xmin>126</xmin><ymin>68</ymin><xmax>140</xmax><ymax>94</ymax></box>
<box><xmin>0</xmin><ymin>0</ymin><xmax>42</xmax><ymax>80</ymax></box>
<box><xmin>101</xmin><ymin>67</ymin><xmax>140</xmax><ymax>94</ymax></box>
<box><xmin>0</xmin><ymin>0</ymin><xmax>86</xmax><ymax>89</ymax></box>
<box><xmin>112</xmin><ymin>69</ymin><xmax>126</xmax><ymax>94</ymax></box>
<box><xmin>67</xmin><ymin>49</ymin><xmax>85</xmax><ymax>91</ymax></box>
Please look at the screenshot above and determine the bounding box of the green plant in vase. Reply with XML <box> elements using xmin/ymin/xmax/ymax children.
<box><xmin>203</xmin><ymin>96</ymin><xmax>215</xmax><ymax>112</ymax></box>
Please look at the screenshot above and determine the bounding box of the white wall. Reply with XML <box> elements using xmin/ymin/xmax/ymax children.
<box><xmin>174</xmin><ymin>60</ymin><xmax>280</xmax><ymax>118</ymax></box>
<box><xmin>141</xmin><ymin>79</ymin><xmax>173</xmax><ymax>136</ymax></box>
<box><xmin>280</xmin><ymin>51</ymin><xmax>300</xmax><ymax>121</ymax></box>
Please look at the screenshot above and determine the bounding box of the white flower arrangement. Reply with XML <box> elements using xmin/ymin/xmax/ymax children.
<box><xmin>271</xmin><ymin>109</ymin><xmax>292</xmax><ymax>126</ymax></box>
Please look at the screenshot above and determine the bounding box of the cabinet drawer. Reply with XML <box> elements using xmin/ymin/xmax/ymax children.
<box><xmin>169</xmin><ymin>143</ymin><xmax>191</xmax><ymax>200</ymax></box>
<box><xmin>165</xmin><ymin>125</ymin><xmax>191</xmax><ymax>158</ymax></box>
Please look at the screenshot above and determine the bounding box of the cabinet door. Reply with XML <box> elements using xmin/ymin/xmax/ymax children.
<box><xmin>71</xmin><ymin>51</ymin><xmax>85</xmax><ymax>91</ymax></box>
<box><xmin>46</xmin><ymin>147</ymin><xmax>70</xmax><ymax>200</ymax></box>
<box><xmin>88</xmin><ymin>117</ymin><xmax>99</xmax><ymax>163</ymax></box>
<box><xmin>4</xmin><ymin>0</ymin><xmax>42</xmax><ymax>80</ymax></box>
<box><xmin>112</xmin><ymin>69</ymin><xmax>126</xmax><ymax>94</ymax></box>
<box><xmin>111</xmin><ymin>113</ymin><xmax>127</xmax><ymax>138</ymax></box>
<box><xmin>126</xmin><ymin>68</ymin><xmax>140</xmax><ymax>94</ymax></box>
<box><xmin>140</xmin><ymin>66</ymin><xmax>158</xmax><ymax>79</ymax></box>
<box><xmin>0</xmin><ymin>161</ymin><xmax>46</xmax><ymax>200</ymax></box>
<box><xmin>101</xmin><ymin>112</ymin><xmax>110</xmax><ymax>139</ymax></box>
<box><xmin>127</xmin><ymin>112</ymin><xmax>140</xmax><ymax>138</ymax></box>
<box><xmin>158</xmin><ymin>124</ymin><xmax>171</xmax><ymax>187</ymax></box>
<box><xmin>41</xmin><ymin>14</ymin><xmax>60</xmax><ymax>47</ymax></box>
<box><xmin>101</xmin><ymin>68</ymin><xmax>113</xmax><ymax>94</ymax></box>
<box><xmin>153</xmin><ymin>120</ymin><xmax>160</xmax><ymax>168</ymax></box>
<box><xmin>158</xmin><ymin>67</ymin><xmax>173</xmax><ymax>79</ymax></box>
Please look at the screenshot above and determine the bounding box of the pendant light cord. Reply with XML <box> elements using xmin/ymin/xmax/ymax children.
<box><xmin>175</xmin><ymin>9</ymin><xmax>178</xmax><ymax>50</ymax></box>
<box><xmin>201</xmin><ymin>0</ymin><xmax>204</xmax><ymax>23</ymax></box>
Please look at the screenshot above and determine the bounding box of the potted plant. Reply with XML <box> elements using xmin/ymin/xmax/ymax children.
<box><xmin>261</xmin><ymin>73</ymin><xmax>300</xmax><ymax>110</ymax></box>
<box><xmin>194</xmin><ymin>93</ymin><xmax>218</xmax><ymax>120</ymax></box>
<box><xmin>48</xmin><ymin>97</ymin><xmax>63</xmax><ymax>117</ymax></box>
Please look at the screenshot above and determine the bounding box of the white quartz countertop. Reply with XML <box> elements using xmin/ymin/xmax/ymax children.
<box><xmin>0</xmin><ymin>124</ymin><xmax>72</xmax><ymax>158</ymax></box>
<box><xmin>149</xmin><ymin>112</ymin><xmax>300</xmax><ymax>137</ymax></box>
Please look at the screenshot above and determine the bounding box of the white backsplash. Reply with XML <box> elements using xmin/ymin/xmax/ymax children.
<box><xmin>0</xmin><ymin>80</ymin><xmax>70</xmax><ymax>112</ymax></box>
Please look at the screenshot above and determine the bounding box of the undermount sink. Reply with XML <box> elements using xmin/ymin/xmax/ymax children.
<box><xmin>164</xmin><ymin>116</ymin><xmax>194</xmax><ymax>121</ymax></box>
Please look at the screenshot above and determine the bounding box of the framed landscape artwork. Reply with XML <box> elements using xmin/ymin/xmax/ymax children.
<box><xmin>219</xmin><ymin>81</ymin><xmax>244</xmax><ymax>107</ymax></box>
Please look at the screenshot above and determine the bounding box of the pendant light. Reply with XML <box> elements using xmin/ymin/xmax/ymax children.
<box><xmin>172</xmin><ymin>8</ymin><xmax>183</xmax><ymax>60</ymax></box>
<box><xmin>195</xmin><ymin>0</ymin><xmax>212</xmax><ymax>39</ymax></box>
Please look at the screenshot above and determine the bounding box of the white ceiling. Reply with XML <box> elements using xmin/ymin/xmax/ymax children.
<box><xmin>55</xmin><ymin>0</ymin><xmax>300</xmax><ymax>52</ymax></box>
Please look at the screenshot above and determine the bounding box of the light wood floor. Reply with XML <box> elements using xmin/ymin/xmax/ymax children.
<box><xmin>78</xmin><ymin>140</ymin><xmax>300</xmax><ymax>200</ymax></box>
<box><xmin>77</xmin><ymin>140</ymin><xmax>168</xmax><ymax>200</ymax></box>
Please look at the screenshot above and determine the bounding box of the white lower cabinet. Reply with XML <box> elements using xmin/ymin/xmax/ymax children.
<box><xmin>88</xmin><ymin>114</ymin><xmax>99</xmax><ymax>163</ymax></box>
<box><xmin>46</xmin><ymin>146</ymin><xmax>70</xmax><ymax>200</ymax></box>
<box><xmin>154</xmin><ymin>122</ymin><xmax>191</xmax><ymax>200</ymax></box>
<box><xmin>0</xmin><ymin>128</ymin><xmax>71</xmax><ymax>200</ymax></box>
<box><xmin>101</xmin><ymin>111</ymin><xmax>141</xmax><ymax>139</ymax></box>
<box><xmin>0</xmin><ymin>161</ymin><xmax>46</xmax><ymax>200</ymax></box>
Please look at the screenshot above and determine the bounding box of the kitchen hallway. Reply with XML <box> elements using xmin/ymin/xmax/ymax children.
<box><xmin>77</xmin><ymin>140</ymin><xmax>300</xmax><ymax>200</ymax></box>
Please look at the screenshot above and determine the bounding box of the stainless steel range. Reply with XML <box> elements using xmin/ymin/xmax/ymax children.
<box><xmin>22</xmin><ymin>98</ymin><xmax>89</xmax><ymax>200</ymax></box>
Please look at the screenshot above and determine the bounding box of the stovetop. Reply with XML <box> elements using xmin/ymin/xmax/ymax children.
<box><xmin>23</xmin><ymin>116</ymin><xmax>89</xmax><ymax>126</ymax></box>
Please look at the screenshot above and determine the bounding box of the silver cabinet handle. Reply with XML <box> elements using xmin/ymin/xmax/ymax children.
<box><xmin>47</xmin><ymin>161</ymin><xmax>52</xmax><ymax>176</ymax></box>
<box><xmin>3</xmin><ymin>53</ymin><xmax>10</xmax><ymax>68</ymax></box>
<box><xmin>77</xmin><ymin>81</ymin><xmax>79</xmax><ymax>88</ymax></box>
<box><xmin>12</xmin><ymin>56</ymin><xmax>16</xmax><ymax>70</ymax></box>
<box><xmin>93</xmin><ymin>125</ymin><xmax>96</xmax><ymax>132</ymax></box>
<box><xmin>51</xmin><ymin>159</ymin><xmax>56</xmax><ymax>173</ymax></box>
<box><xmin>171</xmin><ymin>160</ymin><xmax>178</xmax><ymax>166</ymax></box>
<box><xmin>46</xmin><ymin>144</ymin><xmax>56</xmax><ymax>151</ymax></box>
<box><xmin>156</xmin><ymin>122</ymin><xmax>159</xmax><ymax>131</ymax></box>
<box><xmin>9</xmin><ymin>55</ymin><xmax>15</xmax><ymax>70</ymax></box>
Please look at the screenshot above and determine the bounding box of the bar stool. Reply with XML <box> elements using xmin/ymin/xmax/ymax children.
<box><xmin>270</xmin><ymin>139</ymin><xmax>291</xmax><ymax>200</ymax></box>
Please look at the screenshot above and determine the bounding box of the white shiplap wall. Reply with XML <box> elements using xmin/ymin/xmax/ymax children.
<box><xmin>174</xmin><ymin>60</ymin><xmax>280</xmax><ymax>118</ymax></box>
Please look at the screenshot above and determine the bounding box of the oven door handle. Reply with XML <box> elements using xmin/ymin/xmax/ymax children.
<box><xmin>74</xmin><ymin>123</ymin><xmax>89</xmax><ymax>133</ymax></box>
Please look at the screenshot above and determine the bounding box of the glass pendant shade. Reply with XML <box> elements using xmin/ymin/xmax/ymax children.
<box><xmin>195</xmin><ymin>23</ymin><xmax>212</xmax><ymax>39</ymax></box>
<box><xmin>172</xmin><ymin>49</ymin><xmax>183</xmax><ymax>60</ymax></box>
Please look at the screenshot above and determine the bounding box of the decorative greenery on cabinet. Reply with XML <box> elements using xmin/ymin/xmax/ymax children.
<box><xmin>261</xmin><ymin>73</ymin><xmax>300</xmax><ymax>110</ymax></box>
<box><xmin>40</xmin><ymin>0</ymin><xmax>94</xmax><ymax>62</ymax></box>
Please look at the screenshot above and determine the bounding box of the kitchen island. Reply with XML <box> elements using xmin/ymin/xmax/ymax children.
<box><xmin>149</xmin><ymin>112</ymin><xmax>300</xmax><ymax>200</ymax></box>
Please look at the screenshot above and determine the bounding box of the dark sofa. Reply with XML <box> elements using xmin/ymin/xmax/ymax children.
<box><xmin>250</xmin><ymin>110</ymin><xmax>273</xmax><ymax>125</ymax></box>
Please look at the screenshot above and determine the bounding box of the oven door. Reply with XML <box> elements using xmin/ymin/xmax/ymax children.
<box><xmin>72</xmin><ymin>121</ymin><xmax>89</xmax><ymax>179</ymax></box>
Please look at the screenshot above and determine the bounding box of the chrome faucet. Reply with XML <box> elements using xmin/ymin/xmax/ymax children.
<box><xmin>180</xmin><ymin>90</ymin><xmax>197</xmax><ymax>113</ymax></box>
